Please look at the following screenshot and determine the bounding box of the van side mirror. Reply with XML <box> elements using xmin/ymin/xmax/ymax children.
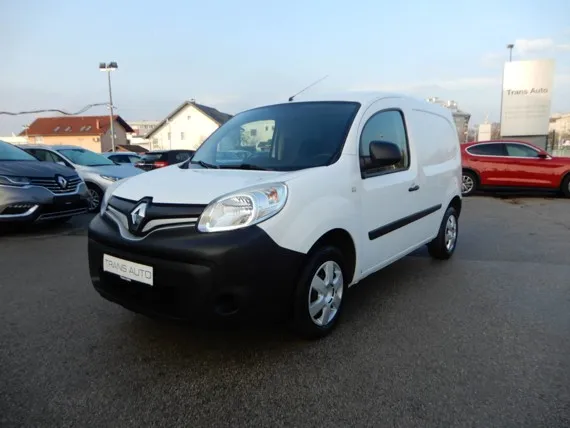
<box><xmin>369</xmin><ymin>141</ymin><xmax>402</xmax><ymax>167</ymax></box>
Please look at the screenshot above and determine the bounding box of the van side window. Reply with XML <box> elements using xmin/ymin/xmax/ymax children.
<box><xmin>359</xmin><ymin>110</ymin><xmax>409</xmax><ymax>176</ymax></box>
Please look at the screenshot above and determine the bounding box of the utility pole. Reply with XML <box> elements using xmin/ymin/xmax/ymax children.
<box><xmin>507</xmin><ymin>44</ymin><xmax>514</xmax><ymax>62</ymax></box>
<box><xmin>99</xmin><ymin>62</ymin><xmax>118</xmax><ymax>152</ymax></box>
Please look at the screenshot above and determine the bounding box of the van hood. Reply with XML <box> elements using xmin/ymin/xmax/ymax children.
<box><xmin>80</xmin><ymin>164</ymin><xmax>143</xmax><ymax>178</ymax></box>
<box><xmin>0</xmin><ymin>160</ymin><xmax>76</xmax><ymax>178</ymax></box>
<box><xmin>112</xmin><ymin>165</ymin><xmax>300</xmax><ymax>204</ymax></box>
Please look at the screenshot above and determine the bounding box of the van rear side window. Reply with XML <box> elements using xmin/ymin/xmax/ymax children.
<box><xmin>359</xmin><ymin>110</ymin><xmax>409</xmax><ymax>176</ymax></box>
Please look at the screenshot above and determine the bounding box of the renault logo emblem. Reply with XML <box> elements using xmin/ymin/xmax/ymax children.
<box><xmin>56</xmin><ymin>175</ymin><xmax>68</xmax><ymax>189</ymax></box>
<box><xmin>130</xmin><ymin>202</ymin><xmax>148</xmax><ymax>231</ymax></box>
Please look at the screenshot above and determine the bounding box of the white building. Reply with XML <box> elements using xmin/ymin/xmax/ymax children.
<box><xmin>125</xmin><ymin>120</ymin><xmax>160</xmax><ymax>150</ymax></box>
<box><xmin>145</xmin><ymin>100</ymin><xmax>233</xmax><ymax>151</ymax></box>
<box><xmin>0</xmin><ymin>134</ymin><xmax>27</xmax><ymax>144</ymax></box>
<box><xmin>549</xmin><ymin>113</ymin><xmax>570</xmax><ymax>136</ymax></box>
<box><xmin>426</xmin><ymin>97</ymin><xmax>471</xmax><ymax>143</ymax></box>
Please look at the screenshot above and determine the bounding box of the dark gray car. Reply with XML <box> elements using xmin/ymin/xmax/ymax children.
<box><xmin>0</xmin><ymin>140</ymin><xmax>89</xmax><ymax>224</ymax></box>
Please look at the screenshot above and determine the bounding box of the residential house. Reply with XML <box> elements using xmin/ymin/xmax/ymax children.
<box><xmin>145</xmin><ymin>100</ymin><xmax>233</xmax><ymax>151</ymax></box>
<box><xmin>20</xmin><ymin>115</ymin><xmax>133</xmax><ymax>152</ymax></box>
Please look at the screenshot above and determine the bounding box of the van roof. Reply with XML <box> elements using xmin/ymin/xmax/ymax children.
<box><xmin>266</xmin><ymin>91</ymin><xmax>452</xmax><ymax>116</ymax></box>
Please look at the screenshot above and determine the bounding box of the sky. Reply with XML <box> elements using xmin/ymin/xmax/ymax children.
<box><xmin>1</xmin><ymin>0</ymin><xmax>569</xmax><ymax>135</ymax></box>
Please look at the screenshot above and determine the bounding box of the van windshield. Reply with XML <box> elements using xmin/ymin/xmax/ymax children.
<box><xmin>189</xmin><ymin>101</ymin><xmax>360</xmax><ymax>171</ymax></box>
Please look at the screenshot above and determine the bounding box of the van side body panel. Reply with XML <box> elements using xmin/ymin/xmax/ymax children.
<box><xmin>258</xmin><ymin>97</ymin><xmax>462</xmax><ymax>286</ymax></box>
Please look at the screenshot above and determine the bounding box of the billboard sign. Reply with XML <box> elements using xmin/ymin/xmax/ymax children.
<box><xmin>500</xmin><ymin>59</ymin><xmax>555</xmax><ymax>137</ymax></box>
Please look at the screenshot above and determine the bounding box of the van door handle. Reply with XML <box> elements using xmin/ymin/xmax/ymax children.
<box><xmin>408</xmin><ymin>184</ymin><xmax>420</xmax><ymax>192</ymax></box>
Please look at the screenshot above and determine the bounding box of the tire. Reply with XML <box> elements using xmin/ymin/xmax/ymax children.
<box><xmin>291</xmin><ymin>246</ymin><xmax>347</xmax><ymax>339</ymax></box>
<box><xmin>86</xmin><ymin>184</ymin><xmax>103</xmax><ymax>213</ymax></box>
<box><xmin>461</xmin><ymin>171</ymin><xmax>477</xmax><ymax>196</ymax></box>
<box><xmin>427</xmin><ymin>206</ymin><xmax>459</xmax><ymax>260</ymax></box>
<box><xmin>561</xmin><ymin>174</ymin><xmax>570</xmax><ymax>198</ymax></box>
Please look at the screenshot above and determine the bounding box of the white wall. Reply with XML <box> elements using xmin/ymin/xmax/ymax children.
<box><xmin>0</xmin><ymin>136</ymin><xmax>27</xmax><ymax>144</ymax></box>
<box><xmin>478</xmin><ymin>123</ymin><xmax>492</xmax><ymax>141</ymax></box>
<box><xmin>151</xmin><ymin>105</ymin><xmax>220</xmax><ymax>151</ymax></box>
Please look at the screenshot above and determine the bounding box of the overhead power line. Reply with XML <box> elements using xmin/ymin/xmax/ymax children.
<box><xmin>0</xmin><ymin>102</ymin><xmax>110</xmax><ymax>116</ymax></box>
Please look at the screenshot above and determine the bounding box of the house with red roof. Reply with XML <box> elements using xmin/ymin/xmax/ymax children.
<box><xmin>20</xmin><ymin>115</ymin><xmax>134</xmax><ymax>153</ymax></box>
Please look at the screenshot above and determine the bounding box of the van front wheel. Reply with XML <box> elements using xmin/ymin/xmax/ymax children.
<box><xmin>291</xmin><ymin>246</ymin><xmax>347</xmax><ymax>339</ymax></box>
<box><xmin>427</xmin><ymin>206</ymin><xmax>459</xmax><ymax>260</ymax></box>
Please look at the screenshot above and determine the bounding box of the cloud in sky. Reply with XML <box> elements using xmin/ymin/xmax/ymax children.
<box><xmin>350</xmin><ymin>76</ymin><xmax>501</xmax><ymax>93</ymax></box>
<box><xmin>514</xmin><ymin>38</ymin><xmax>555</xmax><ymax>54</ymax></box>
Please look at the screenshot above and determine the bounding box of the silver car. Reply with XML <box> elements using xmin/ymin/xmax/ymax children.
<box><xmin>0</xmin><ymin>140</ymin><xmax>89</xmax><ymax>224</ymax></box>
<box><xmin>20</xmin><ymin>145</ymin><xmax>143</xmax><ymax>212</ymax></box>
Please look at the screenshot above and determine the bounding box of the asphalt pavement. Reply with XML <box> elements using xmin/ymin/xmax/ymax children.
<box><xmin>1</xmin><ymin>196</ymin><xmax>569</xmax><ymax>427</ymax></box>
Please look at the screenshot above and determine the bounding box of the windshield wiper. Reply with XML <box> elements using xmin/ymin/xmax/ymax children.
<box><xmin>220</xmin><ymin>164</ymin><xmax>270</xmax><ymax>171</ymax></box>
<box><xmin>191</xmin><ymin>160</ymin><xmax>219</xmax><ymax>169</ymax></box>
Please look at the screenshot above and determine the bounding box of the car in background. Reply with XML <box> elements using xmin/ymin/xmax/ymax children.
<box><xmin>20</xmin><ymin>145</ymin><xmax>143</xmax><ymax>212</ymax></box>
<box><xmin>0</xmin><ymin>140</ymin><xmax>89</xmax><ymax>224</ymax></box>
<box><xmin>135</xmin><ymin>150</ymin><xmax>194</xmax><ymax>171</ymax></box>
<box><xmin>461</xmin><ymin>140</ymin><xmax>570</xmax><ymax>197</ymax></box>
<box><xmin>102</xmin><ymin>152</ymin><xmax>142</xmax><ymax>165</ymax></box>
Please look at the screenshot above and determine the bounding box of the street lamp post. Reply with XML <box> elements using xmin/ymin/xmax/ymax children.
<box><xmin>99</xmin><ymin>62</ymin><xmax>118</xmax><ymax>152</ymax></box>
<box><xmin>506</xmin><ymin>44</ymin><xmax>514</xmax><ymax>62</ymax></box>
<box><xmin>499</xmin><ymin>44</ymin><xmax>515</xmax><ymax>138</ymax></box>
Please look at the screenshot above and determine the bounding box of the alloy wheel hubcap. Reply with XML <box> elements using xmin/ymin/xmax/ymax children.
<box><xmin>445</xmin><ymin>215</ymin><xmax>458</xmax><ymax>252</ymax></box>
<box><xmin>308</xmin><ymin>261</ymin><xmax>344</xmax><ymax>326</ymax></box>
<box><xmin>88</xmin><ymin>189</ymin><xmax>100</xmax><ymax>210</ymax></box>
<box><xmin>462</xmin><ymin>175</ymin><xmax>474</xmax><ymax>194</ymax></box>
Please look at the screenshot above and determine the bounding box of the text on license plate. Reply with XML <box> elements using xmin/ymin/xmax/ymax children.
<box><xmin>103</xmin><ymin>254</ymin><xmax>154</xmax><ymax>286</ymax></box>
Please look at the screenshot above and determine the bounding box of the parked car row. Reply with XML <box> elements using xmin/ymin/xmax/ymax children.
<box><xmin>0</xmin><ymin>140</ymin><xmax>90</xmax><ymax>225</ymax></box>
<box><xmin>0</xmin><ymin>142</ymin><xmax>198</xmax><ymax>227</ymax></box>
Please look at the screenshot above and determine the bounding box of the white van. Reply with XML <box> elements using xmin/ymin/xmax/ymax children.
<box><xmin>88</xmin><ymin>92</ymin><xmax>462</xmax><ymax>339</ymax></box>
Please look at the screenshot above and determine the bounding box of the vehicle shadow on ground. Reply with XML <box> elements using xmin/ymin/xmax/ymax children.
<box><xmin>475</xmin><ymin>191</ymin><xmax>561</xmax><ymax>201</ymax></box>
<box><xmin>0</xmin><ymin>214</ymin><xmax>93</xmax><ymax>238</ymax></box>
<box><xmin>107</xmin><ymin>253</ymin><xmax>445</xmax><ymax>358</ymax></box>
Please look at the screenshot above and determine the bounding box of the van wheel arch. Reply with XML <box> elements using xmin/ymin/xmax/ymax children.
<box><xmin>449</xmin><ymin>195</ymin><xmax>462</xmax><ymax>218</ymax></box>
<box><xmin>307</xmin><ymin>229</ymin><xmax>356</xmax><ymax>284</ymax></box>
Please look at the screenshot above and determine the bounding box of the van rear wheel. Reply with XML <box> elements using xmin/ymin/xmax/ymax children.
<box><xmin>291</xmin><ymin>246</ymin><xmax>347</xmax><ymax>339</ymax></box>
<box><xmin>427</xmin><ymin>206</ymin><xmax>459</xmax><ymax>260</ymax></box>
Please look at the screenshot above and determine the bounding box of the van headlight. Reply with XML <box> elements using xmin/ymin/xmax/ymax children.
<box><xmin>197</xmin><ymin>183</ymin><xmax>288</xmax><ymax>232</ymax></box>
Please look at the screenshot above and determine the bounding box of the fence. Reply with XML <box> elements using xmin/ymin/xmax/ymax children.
<box><xmin>546</xmin><ymin>130</ymin><xmax>570</xmax><ymax>156</ymax></box>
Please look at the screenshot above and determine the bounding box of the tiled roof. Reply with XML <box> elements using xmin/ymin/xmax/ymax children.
<box><xmin>145</xmin><ymin>101</ymin><xmax>233</xmax><ymax>138</ymax></box>
<box><xmin>20</xmin><ymin>115</ymin><xmax>134</xmax><ymax>137</ymax></box>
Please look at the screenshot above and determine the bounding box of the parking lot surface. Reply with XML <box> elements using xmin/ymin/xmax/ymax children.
<box><xmin>1</xmin><ymin>196</ymin><xmax>569</xmax><ymax>427</ymax></box>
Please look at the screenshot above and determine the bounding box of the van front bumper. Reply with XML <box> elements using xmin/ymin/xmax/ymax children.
<box><xmin>87</xmin><ymin>214</ymin><xmax>306</xmax><ymax>324</ymax></box>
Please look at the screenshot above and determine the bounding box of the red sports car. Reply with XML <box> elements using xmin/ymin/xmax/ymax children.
<box><xmin>461</xmin><ymin>140</ymin><xmax>570</xmax><ymax>197</ymax></box>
